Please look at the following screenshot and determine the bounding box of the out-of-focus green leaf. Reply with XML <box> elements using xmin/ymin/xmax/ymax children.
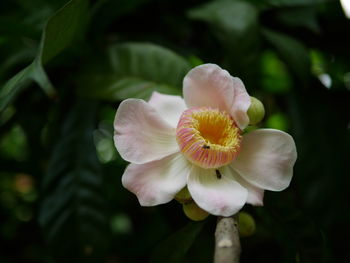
<box><xmin>262</xmin><ymin>28</ymin><xmax>311</xmax><ymax>84</ymax></box>
<box><xmin>276</xmin><ymin>7</ymin><xmax>321</xmax><ymax>33</ymax></box>
<box><xmin>188</xmin><ymin>1</ymin><xmax>260</xmax><ymax>84</ymax></box>
<box><xmin>39</xmin><ymin>99</ymin><xmax>107</xmax><ymax>262</ymax></box>
<box><xmin>311</xmin><ymin>51</ymin><xmax>349</xmax><ymax>90</ymax></box>
<box><xmin>0</xmin><ymin>48</ymin><xmax>36</xmax><ymax>80</ymax></box>
<box><xmin>0</xmin><ymin>0</ymin><xmax>89</xmax><ymax>113</ymax></box>
<box><xmin>38</xmin><ymin>0</ymin><xmax>88</xmax><ymax>64</ymax></box>
<box><xmin>91</xmin><ymin>0</ymin><xmax>153</xmax><ymax>32</ymax></box>
<box><xmin>77</xmin><ymin>43</ymin><xmax>191</xmax><ymax>101</ymax></box>
<box><xmin>261</xmin><ymin>50</ymin><xmax>292</xmax><ymax>94</ymax></box>
<box><xmin>0</xmin><ymin>65</ymin><xmax>35</xmax><ymax>113</ymax></box>
<box><xmin>188</xmin><ymin>1</ymin><xmax>258</xmax><ymax>40</ymax></box>
<box><xmin>310</xmin><ymin>49</ymin><xmax>326</xmax><ymax>75</ymax></box>
<box><xmin>151</xmin><ymin>221</ymin><xmax>206</xmax><ymax>263</ymax></box>
<box><xmin>188</xmin><ymin>55</ymin><xmax>204</xmax><ymax>68</ymax></box>
<box><xmin>263</xmin><ymin>0</ymin><xmax>330</xmax><ymax>7</ymax></box>
<box><xmin>0</xmin><ymin>125</ymin><xmax>27</xmax><ymax>161</ymax></box>
<box><xmin>265</xmin><ymin>112</ymin><xmax>289</xmax><ymax>131</ymax></box>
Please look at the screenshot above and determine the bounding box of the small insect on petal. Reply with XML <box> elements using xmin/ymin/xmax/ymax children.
<box><xmin>176</xmin><ymin>107</ymin><xmax>242</xmax><ymax>169</ymax></box>
<box><xmin>215</xmin><ymin>170</ymin><xmax>222</xmax><ymax>179</ymax></box>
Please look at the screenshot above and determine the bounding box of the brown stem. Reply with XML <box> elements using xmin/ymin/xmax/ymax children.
<box><xmin>214</xmin><ymin>215</ymin><xmax>241</xmax><ymax>263</ymax></box>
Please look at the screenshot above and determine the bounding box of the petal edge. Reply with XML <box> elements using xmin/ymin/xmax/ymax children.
<box><xmin>114</xmin><ymin>99</ymin><xmax>179</xmax><ymax>164</ymax></box>
<box><xmin>183</xmin><ymin>64</ymin><xmax>234</xmax><ymax>112</ymax></box>
<box><xmin>231</xmin><ymin>129</ymin><xmax>297</xmax><ymax>191</ymax></box>
<box><xmin>148</xmin><ymin>91</ymin><xmax>187</xmax><ymax>128</ymax></box>
<box><xmin>122</xmin><ymin>153</ymin><xmax>191</xmax><ymax>206</ymax></box>
<box><xmin>229</xmin><ymin>77</ymin><xmax>251</xmax><ymax>130</ymax></box>
<box><xmin>188</xmin><ymin>166</ymin><xmax>248</xmax><ymax>217</ymax></box>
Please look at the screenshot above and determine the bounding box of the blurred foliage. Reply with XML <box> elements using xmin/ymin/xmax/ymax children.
<box><xmin>0</xmin><ymin>0</ymin><xmax>349</xmax><ymax>262</ymax></box>
<box><xmin>77</xmin><ymin>42</ymin><xmax>191</xmax><ymax>100</ymax></box>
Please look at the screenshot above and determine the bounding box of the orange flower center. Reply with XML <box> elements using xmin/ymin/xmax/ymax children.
<box><xmin>176</xmin><ymin>107</ymin><xmax>241</xmax><ymax>169</ymax></box>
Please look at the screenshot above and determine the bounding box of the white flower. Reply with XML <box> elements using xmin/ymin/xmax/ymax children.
<box><xmin>114</xmin><ymin>64</ymin><xmax>297</xmax><ymax>217</ymax></box>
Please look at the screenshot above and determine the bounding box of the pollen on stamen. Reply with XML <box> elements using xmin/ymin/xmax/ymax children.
<box><xmin>176</xmin><ymin>107</ymin><xmax>242</xmax><ymax>169</ymax></box>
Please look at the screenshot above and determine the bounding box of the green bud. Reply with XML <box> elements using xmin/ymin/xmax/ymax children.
<box><xmin>238</xmin><ymin>212</ymin><xmax>256</xmax><ymax>237</ymax></box>
<box><xmin>175</xmin><ymin>186</ymin><xmax>192</xmax><ymax>204</ymax></box>
<box><xmin>183</xmin><ymin>202</ymin><xmax>209</xmax><ymax>221</ymax></box>
<box><xmin>247</xmin><ymin>97</ymin><xmax>265</xmax><ymax>125</ymax></box>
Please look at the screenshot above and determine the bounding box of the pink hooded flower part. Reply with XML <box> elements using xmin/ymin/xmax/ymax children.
<box><xmin>114</xmin><ymin>64</ymin><xmax>297</xmax><ymax>217</ymax></box>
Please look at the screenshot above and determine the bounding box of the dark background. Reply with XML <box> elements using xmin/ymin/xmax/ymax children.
<box><xmin>0</xmin><ymin>0</ymin><xmax>349</xmax><ymax>262</ymax></box>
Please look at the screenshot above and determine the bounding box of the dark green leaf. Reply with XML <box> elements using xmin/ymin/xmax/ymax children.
<box><xmin>188</xmin><ymin>1</ymin><xmax>260</xmax><ymax>83</ymax></box>
<box><xmin>262</xmin><ymin>28</ymin><xmax>311</xmax><ymax>84</ymax></box>
<box><xmin>77</xmin><ymin>43</ymin><xmax>191</xmax><ymax>100</ymax></box>
<box><xmin>261</xmin><ymin>50</ymin><xmax>292</xmax><ymax>94</ymax></box>
<box><xmin>0</xmin><ymin>0</ymin><xmax>89</xmax><ymax>113</ymax></box>
<box><xmin>0</xmin><ymin>65</ymin><xmax>34</xmax><ymax>113</ymax></box>
<box><xmin>0</xmin><ymin>48</ymin><xmax>36</xmax><ymax>80</ymax></box>
<box><xmin>151</xmin><ymin>221</ymin><xmax>206</xmax><ymax>263</ymax></box>
<box><xmin>39</xmin><ymin>0</ymin><xmax>88</xmax><ymax>64</ymax></box>
<box><xmin>39</xmin><ymin>99</ymin><xmax>108</xmax><ymax>262</ymax></box>
<box><xmin>188</xmin><ymin>1</ymin><xmax>258</xmax><ymax>45</ymax></box>
<box><xmin>263</xmin><ymin>0</ymin><xmax>330</xmax><ymax>7</ymax></box>
<box><xmin>276</xmin><ymin>7</ymin><xmax>321</xmax><ymax>33</ymax></box>
<box><xmin>90</xmin><ymin>0</ymin><xmax>154</xmax><ymax>32</ymax></box>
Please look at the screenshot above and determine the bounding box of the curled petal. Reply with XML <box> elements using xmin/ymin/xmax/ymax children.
<box><xmin>231</xmin><ymin>129</ymin><xmax>297</xmax><ymax>191</ymax></box>
<box><xmin>225</xmin><ymin>166</ymin><xmax>264</xmax><ymax>206</ymax></box>
<box><xmin>229</xmin><ymin>77</ymin><xmax>251</xmax><ymax>130</ymax></box>
<box><xmin>183</xmin><ymin>64</ymin><xmax>234</xmax><ymax>112</ymax></box>
<box><xmin>122</xmin><ymin>153</ymin><xmax>191</xmax><ymax>206</ymax></box>
<box><xmin>187</xmin><ymin>166</ymin><xmax>248</xmax><ymax>217</ymax></box>
<box><xmin>148</xmin><ymin>91</ymin><xmax>187</xmax><ymax>128</ymax></box>
<box><xmin>114</xmin><ymin>99</ymin><xmax>179</xmax><ymax>164</ymax></box>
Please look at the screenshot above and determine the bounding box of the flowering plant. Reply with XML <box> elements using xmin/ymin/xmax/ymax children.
<box><xmin>114</xmin><ymin>64</ymin><xmax>297</xmax><ymax>218</ymax></box>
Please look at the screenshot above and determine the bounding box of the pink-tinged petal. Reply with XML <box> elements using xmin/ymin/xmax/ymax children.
<box><xmin>114</xmin><ymin>99</ymin><xmax>179</xmax><ymax>164</ymax></box>
<box><xmin>148</xmin><ymin>91</ymin><xmax>187</xmax><ymax>128</ymax></box>
<box><xmin>187</xmin><ymin>166</ymin><xmax>248</xmax><ymax>217</ymax></box>
<box><xmin>231</xmin><ymin>129</ymin><xmax>297</xmax><ymax>191</ymax></box>
<box><xmin>241</xmin><ymin>180</ymin><xmax>264</xmax><ymax>206</ymax></box>
<box><xmin>122</xmin><ymin>153</ymin><xmax>191</xmax><ymax>206</ymax></box>
<box><xmin>183</xmin><ymin>64</ymin><xmax>234</xmax><ymax>112</ymax></box>
<box><xmin>229</xmin><ymin>77</ymin><xmax>251</xmax><ymax>130</ymax></box>
<box><xmin>226</xmin><ymin>166</ymin><xmax>264</xmax><ymax>206</ymax></box>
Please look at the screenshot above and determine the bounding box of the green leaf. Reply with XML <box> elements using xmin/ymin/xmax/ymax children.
<box><xmin>261</xmin><ymin>50</ymin><xmax>292</xmax><ymax>94</ymax></box>
<box><xmin>151</xmin><ymin>221</ymin><xmax>206</xmax><ymax>263</ymax></box>
<box><xmin>38</xmin><ymin>0</ymin><xmax>88</xmax><ymax>64</ymax></box>
<box><xmin>91</xmin><ymin>0</ymin><xmax>154</xmax><ymax>31</ymax></box>
<box><xmin>0</xmin><ymin>48</ymin><xmax>36</xmax><ymax>80</ymax></box>
<box><xmin>39</xmin><ymin>99</ymin><xmax>107</xmax><ymax>262</ymax></box>
<box><xmin>262</xmin><ymin>28</ymin><xmax>311</xmax><ymax>84</ymax></box>
<box><xmin>77</xmin><ymin>43</ymin><xmax>191</xmax><ymax>101</ymax></box>
<box><xmin>0</xmin><ymin>0</ymin><xmax>89</xmax><ymax>113</ymax></box>
<box><xmin>188</xmin><ymin>1</ymin><xmax>258</xmax><ymax>45</ymax></box>
<box><xmin>189</xmin><ymin>1</ymin><xmax>257</xmax><ymax>36</ymax></box>
<box><xmin>188</xmin><ymin>1</ymin><xmax>260</xmax><ymax>83</ymax></box>
<box><xmin>276</xmin><ymin>7</ymin><xmax>321</xmax><ymax>34</ymax></box>
<box><xmin>0</xmin><ymin>65</ymin><xmax>35</xmax><ymax>113</ymax></box>
<box><xmin>265</xmin><ymin>112</ymin><xmax>290</xmax><ymax>131</ymax></box>
<box><xmin>263</xmin><ymin>0</ymin><xmax>330</xmax><ymax>7</ymax></box>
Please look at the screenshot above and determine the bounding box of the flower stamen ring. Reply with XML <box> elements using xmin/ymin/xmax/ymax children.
<box><xmin>176</xmin><ymin>107</ymin><xmax>242</xmax><ymax>169</ymax></box>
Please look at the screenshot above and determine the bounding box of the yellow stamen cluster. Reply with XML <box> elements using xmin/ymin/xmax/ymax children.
<box><xmin>176</xmin><ymin>107</ymin><xmax>241</xmax><ymax>169</ymax></box>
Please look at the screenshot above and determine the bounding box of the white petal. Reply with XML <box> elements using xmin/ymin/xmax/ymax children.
<box><xmin>122</xmin><ymin>153</ymin><xmax>191</xmax><ymax>206</ymax></box>
<box><xmin>229</xmin><ymin>77</ymin><xmax>251</xmax><ymax>130</ymax></box>
<box><xmin>231</xmin><ymin>129</ymin><xmax>297</xmax><ymax>191</ymax></box>
<box><xmin>114</xmin><ymin>99</ymin><xmax>179</xmax><ymax>164</ymax></box>
<box><xmin>148</xmin><ymin>91</ymin><xmax>187</xmax><ymax>128</ymax></box>
<box><xmin>187</xmin><ymin>165</ymin><xmax>248</xmax><ymax>217</ymax></box>
<box><xmin>183</xmin><ymin>64</ymin><xmax>234</xmax><ymax>112</ymax></box>
<box><xmin>227</xmin><ymin>166</ymin><xmax>264</xmax><ymax>206</ymax></box>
